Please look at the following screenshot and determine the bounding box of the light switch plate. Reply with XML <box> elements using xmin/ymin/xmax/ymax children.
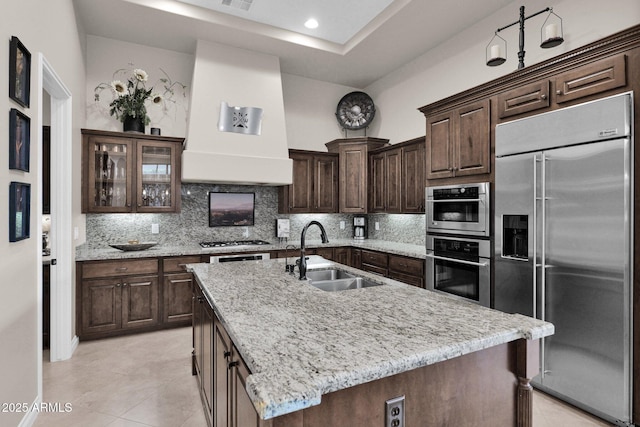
<box><xmin>151</xmin><ymin>224</ymin><xmax>159</xmax><ymax>234</ymax></box>
<box><xmin>340</xmin><ymin>221</ymin><xmax>345</xmax><ymax>230</ymax></box>
<box><xmin>375</xmin><ymin>222</ymin><xmax>380</xmax><ymax>231</ymax></box>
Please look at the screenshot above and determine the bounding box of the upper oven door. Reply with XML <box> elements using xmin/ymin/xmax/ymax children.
<box><xmin>426</xmin><ymin>182</ymin><xmax>490</xmax><ymax>237</ymax></box>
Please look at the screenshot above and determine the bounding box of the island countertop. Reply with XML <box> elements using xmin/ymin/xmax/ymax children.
<box><xmin>188</xmin><ymin>259</ymin><xmax>554</xmax><ymax>420</ymax></box>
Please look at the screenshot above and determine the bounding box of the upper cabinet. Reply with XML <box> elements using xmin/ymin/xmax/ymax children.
<box><xmin>279</xmin><ymin>150</ymin><xmax>339</xmax><ymax>213</ymax></box>
<box><xmin>424</xmin><ymin>99</ymin><xmax>490</xmax><ymax>180</ymax></box>
<box><xmin>369</xmin><ymin>137</ymin><xmax>425</xmax><ymax>214</ymax></box>
<box><xmin>497</xmin><ymin>54</ymin><xmax>627</xmax><ymax>120</ymax></box>
<box><xmin>326</xmin><ymin>137</ymin><xmax>389</xmax><ymax>213</ymax></box>
<box><xmin>82</xmin><ymin>129</ymin><xmax>184</xmax><ymax>213</ymax></box>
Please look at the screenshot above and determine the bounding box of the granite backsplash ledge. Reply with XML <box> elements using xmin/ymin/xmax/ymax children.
<box><xmin>85</xmin><ymin>183</ymin><xmax>426</xmax><ymax>248</ymax></box>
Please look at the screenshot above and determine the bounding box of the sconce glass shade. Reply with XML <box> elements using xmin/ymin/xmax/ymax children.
<box><xmin>540</xmin><ymin>9</ymin><xmax>564</xmax><ymax>48</ymax></box>
<box><xmin>486</xmin><ymin>32</ymin><xmax>507</xmax><ymax>66</ymax></box>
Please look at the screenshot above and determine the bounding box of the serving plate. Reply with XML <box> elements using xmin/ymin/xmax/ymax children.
<box><xmin>109</xmin><ymin>242</ymin><xmax>158</xmax><ymax>251</ymax></box>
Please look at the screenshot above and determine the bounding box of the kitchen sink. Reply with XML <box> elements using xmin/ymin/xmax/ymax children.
<box><xmin>305</xmin><ymin>269</ymin><xmax>356</xmax><ymax>281</ymax></box>
<box><xmin>305</xmin><ymin>269</ymin><xmax>383</xmax><ymax>292</ymax></box>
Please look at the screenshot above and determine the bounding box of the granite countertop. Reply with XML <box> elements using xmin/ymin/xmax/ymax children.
<box><xmin>75</xmin><ymin>238</ymin><xmax>427</xmax><ymax>261</ymax></box>
<box><xmin>189</xmin><ymin>259</ymin><xmax>554</xmax><ymax>420</ymax></box>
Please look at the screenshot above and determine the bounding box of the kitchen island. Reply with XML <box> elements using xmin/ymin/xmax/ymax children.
<box><xmin>189</xmin><ymin>258</ymin><xmax>553</xmax><ymax>427</ymax></box>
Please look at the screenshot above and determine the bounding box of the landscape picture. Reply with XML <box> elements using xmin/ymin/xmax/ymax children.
<box><xmin>209</xmin><ymin>192</ymin><xmax>255</xmax><ymax>227</ymax></box>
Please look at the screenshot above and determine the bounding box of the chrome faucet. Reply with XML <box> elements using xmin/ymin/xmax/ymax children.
<box><xmin>298</xmin><ymin>220</ymin><xmax>329</xmax><ymax>280</ymax></box>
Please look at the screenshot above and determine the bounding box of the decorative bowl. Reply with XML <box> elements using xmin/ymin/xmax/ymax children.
<box><xmin>109</xmin><ymin>242</ymin><xmax>158</xmax><ymax>251</ymax></box>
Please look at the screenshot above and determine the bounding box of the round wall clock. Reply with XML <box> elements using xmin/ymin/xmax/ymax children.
<box><xmin>335</xmin><ymin>91</ymin><xmax>376</xmax><ymax>130</ymax></box>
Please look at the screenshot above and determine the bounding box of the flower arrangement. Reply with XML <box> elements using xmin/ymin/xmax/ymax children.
<box><xmin>94</xmin><ymin>65</ymin><xmax>187</xmax><ymax>126</ymax></box>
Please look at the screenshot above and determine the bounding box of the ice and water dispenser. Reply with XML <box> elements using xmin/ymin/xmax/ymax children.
<box><xmin>502</xmin><ymin>215</ymin><xmax>528</xmax><ymax>260</ymax></box>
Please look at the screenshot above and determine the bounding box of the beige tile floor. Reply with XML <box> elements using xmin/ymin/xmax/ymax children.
<box><xmin>35</xmin><ymin>327</ymin><xmax>614</xmax><ymax>427</ymax></box>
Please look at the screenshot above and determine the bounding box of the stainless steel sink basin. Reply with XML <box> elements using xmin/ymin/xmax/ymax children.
<box><xmin>305</xmin><ymin>269</ymin><xmax>356</xmax><ymax>281</ymax></box>
<box><xmin>305</xmin><ymin>269</ymin><xmax>383</xmax><ymax>292</ymax></box>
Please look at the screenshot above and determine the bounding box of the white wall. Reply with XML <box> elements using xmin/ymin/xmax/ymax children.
<box><xmin>367</xmin><ymin>0</ymin><xmax>640</xmax><ymax>144</ymax></box>
<box><xmin>86</xmin><ymin>35</ymin><xmax>193</xmax><ymax>138</ymax></box>
<box><xmin>0</xmin><ymin>1</ymin><xmax>85</xmax><ymax>426</ymax></box>
<box><xmin>281</xmin><ymin>73</ymin><xmax>362</xmax><ymax>151</ymax></box>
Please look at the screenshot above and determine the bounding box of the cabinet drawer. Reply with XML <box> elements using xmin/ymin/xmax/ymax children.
<box><xmin>163</xmin><ymin>255</ymin><xmax>203</xmax><ymax>273</ymax></box>
<box><xmin>361</xmin><ymin>263</ymin><xmax>388</xmax><ymax>277</ymax></box>
<box><xmin>497</xmin><ymin>80</ymin><xmax>550</xmax><ymax>119</ymax></box>
<box><xmin>388</xmin><ymin>255</ymin><xmax>424</xmax><ymax>277</ymax></box>
<box><xmin>554</xmin><ymin>54</ymin><xmax>626</xmax><ymax>104</ymax></box>
<box><xmin>82</xmin><ymin>259</ymin><xmax>158</xmax><ymax>279</ymax></box>
<box><xmin>388</xmin><ymin>271</ymin><xmax>424</xmax><ymax>288</ymax></box>
<box><xmin>360</xmin><ymin>250</ymin><xmax>388</xmax><ymax>268</ymax></box>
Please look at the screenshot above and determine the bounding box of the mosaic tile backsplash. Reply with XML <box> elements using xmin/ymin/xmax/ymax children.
<box><xmin>85</xmin><ymin>183</ymin><xmax>426</xmax><ymax>248</ymax></box>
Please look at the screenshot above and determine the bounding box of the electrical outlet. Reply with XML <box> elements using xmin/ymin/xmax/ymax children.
<box><xmin>340</xmin><ymin>221</ymin><xmax>345</xmax><ymax>230</ymax></box>
<box><xmin>375</xmin><ymin>221</ymin><xmax>380</xmax><ymax>231</ymax></box>
<box><xmin>243</xmin><ymin>227</ymin><xmax>249</xmax><ymax>237</ymax></box>
<box><xmin>151</xmin><ymin>223</ymin><xmax>159</xmax><ymax>234</ymax></box>
<box><xmin>385</xmin><ymin>396</ymin><xmax>405</xmax><ymax>427</ymax></box>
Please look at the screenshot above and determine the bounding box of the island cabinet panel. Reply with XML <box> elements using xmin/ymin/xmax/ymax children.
<box><xmin>266</xmin><ymin>341</ymin><xmax>527</xmax><ymax>427</ymax></box>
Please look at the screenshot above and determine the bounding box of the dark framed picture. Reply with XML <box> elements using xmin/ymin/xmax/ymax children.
<box><xmin>9</xmin><ymin>36</ymin><xmax>31</xmax><ymax>108</ymax></box>
<box><xmin>9</xmin><ymin>182</ymin><xmax>31</xmax><ymax>242</ymax></box>
<box><xmin>9</xmin><ymin>108</ymin><xmax>30</xmax><ymax>171</ymax></box>
<box><xmin>208</xmin><ymin>192</ymin><xmax>255</xmax><ymax>227</ymax></box>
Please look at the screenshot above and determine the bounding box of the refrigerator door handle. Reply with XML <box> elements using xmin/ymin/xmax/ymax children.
<box><xmin>533</xmin><ymin>154</ymin><xmax>540</xmax><ymax>320</ymax></box>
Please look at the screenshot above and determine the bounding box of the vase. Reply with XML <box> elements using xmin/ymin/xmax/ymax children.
<box><xmin>123</xmin><ymin>116</ymin><xmax>145</xmax><ymax>134</ymax></box>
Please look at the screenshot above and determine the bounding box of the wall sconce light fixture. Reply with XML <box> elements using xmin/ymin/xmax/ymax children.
<box><xmin>486</xmin><ymin>5</ymin><xmax>564</xmax><ymax>69</ymax></box>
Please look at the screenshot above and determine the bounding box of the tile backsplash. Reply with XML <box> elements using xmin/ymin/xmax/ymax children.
<box><xmin>85</xmin><ymin>183</ymin><xmax>425</xmax><ymax>248</ymax></box>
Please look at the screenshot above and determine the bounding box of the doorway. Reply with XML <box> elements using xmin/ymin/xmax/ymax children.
<box><xmin>37</xmin><ymin>53</ymin><xmax>76</xmax><ymax>391</ymax></box>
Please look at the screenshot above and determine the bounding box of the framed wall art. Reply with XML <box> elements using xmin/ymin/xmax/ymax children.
<box><xmin>9</xmin><ymin>182</ymin><xmax>31</xmax><ymax>242</ymax></box>
<box><xmin>9</xmin><ymin>36</ymin><xmax>31</xmax><ymax>108</ymax></box>
<box><xmin>9</xmin><ymin>108</ymin><xmax>30</xmax><ymax>171</ymax></box>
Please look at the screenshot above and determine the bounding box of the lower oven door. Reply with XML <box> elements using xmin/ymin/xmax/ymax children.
<box><xmin>425</xmin><ymin>236</ymin><xmax>491</xmax><ymax>307</ymax></box>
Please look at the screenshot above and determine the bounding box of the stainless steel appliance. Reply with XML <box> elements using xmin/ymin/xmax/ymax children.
<box><xmin>426</xmin><ymin>182</ymin><xmax>490</xmax><ymax>237</ymax></box>
<box><xmin>353</xmin><ymin>216</ymin><xmax>366</xmax><ymax>240</ymax></box>
<box><xmin>494</xmin><ymin>92</ymin><xmax>633</xmax><ymax>426</ymax></box>
<box><xmin>426</xmin><ymin>235</ymin><xmax>491</xmax><ymax>307</ymax></box>
<box><xmin>209</xmin><ymin>253</ymin><xmax>270</xmax><ymax>263</ymax></box>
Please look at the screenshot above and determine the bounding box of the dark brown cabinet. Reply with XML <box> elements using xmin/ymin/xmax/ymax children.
<box><xmin>401</xmin><ymin>138</ymin><xmax>425</xmax><ymax>212</ymax></box>
<box><xmin>279</xmin><ymin>150</ymin><xmax>338</xmax><ymax>213</ymax></box>
<box><xmin>369</xmin><ymin>148</ymin><xmax>401</xmax><ymax>213</ymax></box>
<box><xmin>326</xmin><ymin>137</ymin><xmax>389</xmax><ymax>213</ymax></box>
<box><xmin>81</xmin><ymin>129</ymin><xmax>184</xmax><ymax>214</ymax></box>
<box><xmin>333</xmin><ymin>247</ymin><xmax>350</xmax><ymax>265</ymax></box>
<box><xmin>193</xmin><ymin>284</ymin><xmax>214</xmax><ymax>427</ymax></box>
<box><xmin>498</xmin><ymin>54</ymin><xmax>627</xmax><ymax>120</ymax></box>
<box><xmin>78</xmin><ymin>258</ymin><xmax>160</xmax><ymax>338</ymax></box>
<box><xmin>424</xmin><ymin>99</ymin><xmax>490</xmax><ymax>180</ymax></box>
<box><xmin>163</xmin><ymin>255</ymin><xmax>201</xmax><ymax>325</ymax></box>
<box><xmin>388</xmin><ymin>254</ymin><xmax>425</xmax><ymax>288</ymax></box>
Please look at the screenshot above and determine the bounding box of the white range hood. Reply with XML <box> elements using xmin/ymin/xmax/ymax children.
<box><xmin>183</xmin><ymin>39</ymin><xmax>292</xmax><ymax>185</ymax></box>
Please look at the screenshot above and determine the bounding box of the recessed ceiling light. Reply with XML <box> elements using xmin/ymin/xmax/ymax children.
<box><xmin>304</xmin><ymin>18</ymin><xmax>319</xmax><ymax>29</ymax></box>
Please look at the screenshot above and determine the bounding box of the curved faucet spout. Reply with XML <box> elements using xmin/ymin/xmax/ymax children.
<box><xmin>298</xmin><ymin>221</ymin><xmax>329</xmax><ymax>280</ymax></box>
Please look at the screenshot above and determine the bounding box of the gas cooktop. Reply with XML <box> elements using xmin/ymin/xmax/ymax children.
<box><xmin>199</xmin><ymin>240</ymin><xmax>271</xmax><ymax>249</ymax></box>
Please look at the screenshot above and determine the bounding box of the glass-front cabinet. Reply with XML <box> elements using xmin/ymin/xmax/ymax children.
<box><xmin>82</xmin><ymin>129</ymin><xmax>183</xmax><ymax>214</ymax></box>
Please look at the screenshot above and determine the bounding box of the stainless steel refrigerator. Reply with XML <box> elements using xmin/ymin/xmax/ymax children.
<box><xmin>494</xmin><ymin>92</ymin><xmax>633</xmax><ymax>426</ymax></box>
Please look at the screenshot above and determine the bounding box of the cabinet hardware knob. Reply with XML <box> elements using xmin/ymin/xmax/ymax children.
<box><xmin>228</xmin><ymin>361</ymin><xmax>239</xmax><ymax>369</ymax></box>
<box><xmin>224</xmin><ymin>351</ymin><xmax>231</xmax><ymax>359</ymax></box>
<box><xmin>115</xmin><ymin>267</ymin><xmax>128</xmax><ymax>272</ymax></box>
<box><xmin>123</xmin><ymin>283</ymin><xmax>128</xmax><ymax>287</ymax></box>
<box><xmin>556</xmin><ymin>90</ymin><xmax>562</xmax><ymax>95</ymax></box>
<box><xmin>540</xmin><ymin>94</ymin><xmax>547</xmax><ymax>100</ymax></box>
<box><xmin>116</xmin><ymin>283</ymin><xmax>121</xmax><ymax>287</ymax></box>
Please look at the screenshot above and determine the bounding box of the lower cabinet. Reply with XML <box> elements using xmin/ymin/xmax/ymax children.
<box><xmin>193</xmin><ymin>283</ymin><xmax>265</xmax><ymax>427</ymax></box>
<box><xmin>163</xmin><ymin>255</ymin><xmax>201</xmax><ymax>325</ymax></box>
<box><xmin>360</xmin><ymin>249</ymin><xmax>425</xmax><ymax>288</ymax></box>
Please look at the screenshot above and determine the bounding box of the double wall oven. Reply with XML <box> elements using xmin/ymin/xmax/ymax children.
<box><xmin>425</xmin><ymin>183</ymin><xmax>491</xmax><ymax>307</ymax></box>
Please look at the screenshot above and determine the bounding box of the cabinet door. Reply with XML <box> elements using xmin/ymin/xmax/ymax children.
<box><xmin>230</xmin><ymin>346</ymin><xmax>261</xmax><ymax>427</ymax></box>
<box><xmin>136</xmin><ymin>140</ymin><xmax>181</xmax><ymax>213</ymax></box>
<box><xmin>554</xmin><ymin>54</ymin><xmax>626</xmax><ymax>104</ymax></box>
<box><xmin>214</xmin><ymin>317</ymin><xmax>231</xmax><ymax>427</ymax></box>
<box><xmin>497</xmin><ymin>80</ymin><xmax>551</xmax><ymax>119</ymax></box>
<box><xmin>164</xmin><ymin>272</ymin><xmax>194</xmax><ymax>325</ymax></box>
<box><xmin>334</xmin><ymin>247</ymin><xmax>350</xmax><ymax>266</ymax></box>
<box><xmin>121</xmin><ymin>275</ymin><xmax>159</xmax><ymax>329</ymax></box>
<box><xmin>385</xmin><ymin>149</ymin><xmax>402</xmax><ymax>213</ymax></box>
<box><xmin>351</xmin><ymin>249</ymin><xmax>362</xmax><ymax>269</ymax></box>
<box><xmin>285</xmin><ymin>152</ymin><xmax>314</xmax><ymax>213</ymax></box>
<box><xmin>193</xmin><ymin>288</ymin><xmax>205</xmax><ymax>379</ymax></box>
<box><xmin>81</xmin><ymin>277</ymin><xmax>122</xmax><ymax>335</ymax></box>
<box><xmin>339</xmin><ymin>146</ymin><xmax>367</xmax><ymax>213</ymax></box>
<box><xmin>426</xmin><ymin>111</ymin><xmax>454</xmax><ymax>179</ymax></box>
<box><xmin>401</xmin><ymin>142</ymin><xmax>425</xmax><ymax>213</ymax></box>
<box><xmin>454</xmin><ymin>99</ymin><xmax>490</xmax><ymax>177</ymax></box>
<box><xmin>369</xmin><ymin>152</ymin><xmax>386</xmax><ymax>212</ymax></box>
<box><xmin>84</xmin><ymin>135</ymin><xmax>134</xmax><ymax>213</ymax></box>
<box><xmin>313</xmin><ymin>154</ymin><xmax>338</xmax><ymax>213</ymax></box>
<box><xmin>203</xmin><ymin>302</ymin><xmax>214</xmax><ymax>425</ymax></box>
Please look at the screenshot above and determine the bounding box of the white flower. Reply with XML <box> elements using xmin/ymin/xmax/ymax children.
<box><xmin>133</xmin><ymin>69</ymin><xmax>148</xmax><ymax>82</ymax></box>
<box><xmin>151</xmin><ymin>93</ymin><xmax>163</xmax><ymax>104</ymax></box>
<box><xmin>110</xmin><ymin>80</ymin><xmax>127</xmax><ymax>96</ymax></box>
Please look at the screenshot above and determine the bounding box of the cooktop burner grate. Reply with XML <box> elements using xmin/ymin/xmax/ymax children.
<box><xmin>199</xmin><ymin>240</ymin><xmax>271</xmax><ymax>248</ymax></box>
